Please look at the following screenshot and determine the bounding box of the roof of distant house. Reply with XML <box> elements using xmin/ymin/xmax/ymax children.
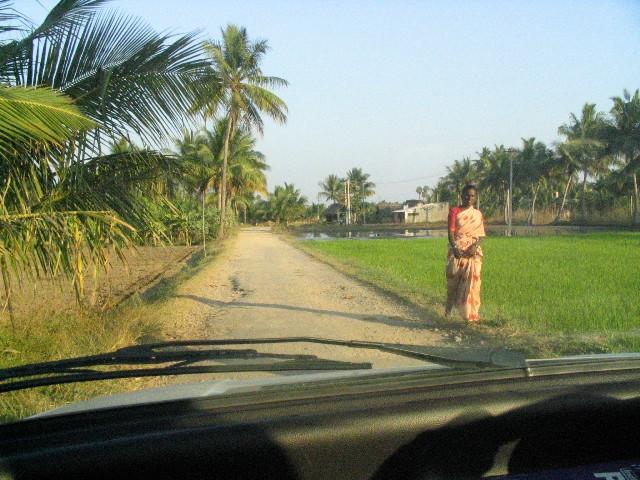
<box><xmin>325</xmin><ymin>203</ymin><xmax>343</xmax><ymax>215</ymax></box>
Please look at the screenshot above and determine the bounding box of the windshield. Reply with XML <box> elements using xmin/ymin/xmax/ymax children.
<box><xmin>1</xmin><ymin>0</ymin><xmax>638</xmax><ymax>423</ymax></box>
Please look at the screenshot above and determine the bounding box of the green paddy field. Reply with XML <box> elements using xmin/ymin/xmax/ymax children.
<box><xmin>299</xmin><ymin>233</ymin><xmax>640</xmax><ymax>354</ymax></box>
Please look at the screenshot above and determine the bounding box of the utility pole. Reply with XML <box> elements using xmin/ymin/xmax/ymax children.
<box><xmin>343</xmin><ymin>181</ymin><xmax>348</xmax><ymax>225</ymax></box>
<box><xmin>346</xmin><ymin>179</ymin><xmax>351</xmax><ymax>225</ymax></box>
<box><xmin>361</xmin><ymin>181</ymin><xmax>366</xmax><ymax>225</ymax></box>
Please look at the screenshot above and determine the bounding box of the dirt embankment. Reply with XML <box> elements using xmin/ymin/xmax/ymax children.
<box><xmin>0</xmin><ymin>246</ymin><xmax>198</xmax><ymax>320</ymax></box>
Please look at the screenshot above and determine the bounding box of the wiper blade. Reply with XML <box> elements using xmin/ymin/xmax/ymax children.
<box><xmin>0</xmin><ymin>341</ymin><xmax>372</xmax><ymax>393</ymax></box>
<box><xmin>190</xmin><ymin>337</ymin><xmax>524</xmax><ymax>369</ymax></box>
<box><xmin>0</xmin><ymin>337</ymin><xmax>526</xmax><ymax>394</ymax></box>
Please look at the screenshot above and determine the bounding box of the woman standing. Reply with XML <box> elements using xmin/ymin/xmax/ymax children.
<box><xmin>445</xmin><ymin>185</ymin><xmax>486</xmax><ymax>322</ymax></box>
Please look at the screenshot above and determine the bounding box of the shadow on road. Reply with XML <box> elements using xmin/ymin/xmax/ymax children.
<box><xmin>176</xmin><ymin>294</ymin><xmax>441</xmax><ymax>332</ymax></box>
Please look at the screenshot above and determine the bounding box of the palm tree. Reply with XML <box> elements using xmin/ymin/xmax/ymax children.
<box><xmin>319</xmin><ymin>174</ymin><xmax>344</xmax><ymax>204</ymax></box>
<box><xmin>227</xmin><ymin>130</ymin><xmax>269</xmax><ymax>215</ymax></box>
<box><xmin>2</xmin><ymin>1</ymin><xmax>208</xmax><ymax>146</ymax></box>
<box><xmin>553</xmin><ymin>143</ymin><xmax>581</xmax><ymax>222</ymax></box>
<box><xmin>268</xmin><ymin>183</ymin><xmax>307</xmax><ymax>225</ymax></box>
<box><xmin>194</xmin><ymin>119</ymin><xmax>269</xmax><ymax>220</ymax></box>
<box><xmin>518</xmin><ymin>138</ymin><xmax>553</xmax><ymax>225</ymax></box>
<box><xmin>346</xmin><ymin>167</ymin><xmax>375</xmax><ymax>223</ymax></box>
<box><xmin>198</xmin><ymin>24</ymin><xmax>288</xmax><ymax>237</ymax></box>
<box><xmin>557</xmin><ymin>103</ymin><xmax>608</xmax><ymax>219</ymax></box>
<box><xmin>475</xmin><ymin>147</ymin><xmax>510</xmax><ymax>221</ymax></box>
<box><xmin>173</xmin><ymin>130</ymin><xmax>215</xmax><ymax>249</ymax></box>
<box><xmin>0</xmin><ymin>85</ymin><xmax>94</xmax><ymax>155</ymax></box>
<box><xmin>608</xmin><ymin>89</ymin><xmax>640</xmax><ymax>224</ymax></box>
<box><xmin>445</xmin><ymin>158</ymin><xmax>475</xmax><ymax>204</ymax></box>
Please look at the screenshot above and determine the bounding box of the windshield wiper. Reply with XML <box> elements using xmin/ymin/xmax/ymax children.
<box><xmin>0</xmin><ymin>337</ymin><xmax>526</xmax><ymax>393</ymax></box>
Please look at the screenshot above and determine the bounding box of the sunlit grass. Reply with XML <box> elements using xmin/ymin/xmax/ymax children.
<box><xmin>300</xmin><ymin>233</ymin><xmax>640</xmax><ymax>346</ymax></box>
<box><xmin>0</xmin><ymin>307</ymin><xmax>166</xmax><ymax>423</ymax></box>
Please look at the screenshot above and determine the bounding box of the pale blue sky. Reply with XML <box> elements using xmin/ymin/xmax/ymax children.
<box><xmin>21</xmin><ymin>0</ymin><xmax>640</xmax><ymax>201</ymax></box>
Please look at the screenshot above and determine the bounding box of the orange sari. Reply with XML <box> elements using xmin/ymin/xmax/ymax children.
<box><xmin>446</xmin><ymin>206</ymin><xmax>486</xmax><ymax>322</ymax></box>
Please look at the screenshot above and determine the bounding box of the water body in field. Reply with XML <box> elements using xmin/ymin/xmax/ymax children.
<box><xmin>297</xmin><ymin>225</ymin><xmax>621</xmax><ymax>240</ymax></box>
<box><xmin>298</xmin><ymin>229</ymin><xmax>447</xmax><ymax>240</ymax></box>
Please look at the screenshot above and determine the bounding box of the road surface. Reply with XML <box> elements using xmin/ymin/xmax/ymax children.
<box><xmin>159</xmin><ymin>227</ymin><xmax>456</xmax><ymax>371</ymax></box>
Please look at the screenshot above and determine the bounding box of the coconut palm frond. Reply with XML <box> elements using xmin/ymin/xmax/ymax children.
<box><xmin>54</xmin><ymin>149</ymin><xmax>182</xmax><ymax>239</ymax></box>
<box><xmin>0</xmin><ymin>0</ymin><xmax>31</xmax><ymax>37</ymax></box>
<box><xmin>0</xmin><ymin>85</ymin><xmax>94</xmax><ymax>156</ymax></box>
<box><xmin>5</xmin><ymin>7</ymin><xmax>208</xmax><ymax>144</ymax></box>
<box><xmin>244</xmin><ymin>84</ymin><xmax>288</xmax><ymax>126</ymax></box>
<box><xmin>0</xmin><ymin>0</ymin><xmax>106</xmax><ymax>82</ymax></box>
<box><xmin>0</xmin><ymin>209</ymin><xmax>133</xmax><ymax>299</ymax></box>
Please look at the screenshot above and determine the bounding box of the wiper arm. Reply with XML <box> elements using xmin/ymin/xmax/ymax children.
<box><xmin>224</xmin><ymin>337</ymin><xmax>526</xmax><ymax>369</ymax></box>
<box><xmin>0</xmin><ymin>342</ymin><xmax>372</xmax><ymax>393</ymax></box>
<box><xmin>0</xmin><ymin>337</ymin><xmax>526</xmax><ymax>394</ymax></box>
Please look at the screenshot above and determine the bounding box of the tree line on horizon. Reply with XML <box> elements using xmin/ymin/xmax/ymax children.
<box><xmin>257</xmin><ymin>90</ymin><xmax>640</xmax><ymax>228</ymax></box>
<box><xmin>429</xmin><ymin>92</ymin><xmax>640</xmax><ymax>225</ymax></box>
<box><xmin>250</xmin><ymin>90</ymin><xmax>640</xmax><ymax>229</ymax></box>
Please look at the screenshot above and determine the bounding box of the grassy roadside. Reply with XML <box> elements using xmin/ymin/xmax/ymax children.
<box><xmin>292</xmin><ymin>233</ymin><xmax>640</xmax><ymax>357</ymax></box>
<box><xmin>0</xmin><ymin>239</ymin><xmax>231</xmax><ymax>423</ymax></box>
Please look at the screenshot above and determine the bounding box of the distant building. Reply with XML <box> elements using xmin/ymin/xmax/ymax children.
<box><xmin>324</xmin><ymin>203</ymin><xmax>345</xmax><ymax>223</ymax></box>
<box><xmin>392</xmin><ymin>200</ymin><xmax>449</xmax><ymax>224</ymax></box>
<box><xmin>375</xmin><ymin>201</ymin><xmax>403</xmax><ymax>223</ymax></box>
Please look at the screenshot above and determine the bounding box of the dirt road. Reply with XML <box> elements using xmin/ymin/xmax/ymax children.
<box><xmin>161</xmin><ymin>227</ymin><xmax>451</xmax><ymax>369</ymax></box>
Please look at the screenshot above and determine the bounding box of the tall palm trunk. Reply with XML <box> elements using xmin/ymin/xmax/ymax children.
<box><xmin>503</xmin><ymin>188</ymin><xmax>508</xmax><ymax>224</ymax></box>
<box><xmin>201</xmin><ymin>189</ymin><xmax>206</xmax><ymax>256</ymax></box>
<box><xmin>580</xmin><ymin>169</ymin><xmax>588</xmax><ymax>219</ymax></box>
<box><xmin>633</xmin><ymin>172</ymin><xmax>639</xmax><ymax>225</ymax></box>
<box><xmin>218</xmin><ymin>115</ymin><xmax>235</xmax><ymax>238</ymax></box>
<box><xmin>555</xmin><ymin>176</ymin><xmax>573</xmax><ymax>223</ymax></box>
<box><xmin>1</xmin><ymin>258</ymin><xmax>15</xmax><ymax>332</ymax></box>
<box><xmin>527</xmin><ymin>183</ymin><xmax>540</xmax><ymax>225</ymax></box>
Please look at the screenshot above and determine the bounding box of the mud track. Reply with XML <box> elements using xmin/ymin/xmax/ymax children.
<box><xmin>159</xmin><ymin>227</ymin><xmax>462</xmax><ymax>371</ymax></box>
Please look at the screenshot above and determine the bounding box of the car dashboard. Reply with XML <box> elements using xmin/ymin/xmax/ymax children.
<box><xmin>0</xmin><ymin>365</ymin><xmax>639</xmax><ymax>479</ymax></box>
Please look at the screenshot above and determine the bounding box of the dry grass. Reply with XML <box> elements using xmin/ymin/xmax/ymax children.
<box><xmin>487</xmin><ymin>207</ymin><xmax>635</xmax><ymax>226</ymax></box>
<box><xmin>0</xmin><ymin>304</ymin><xmax>167</xmax><ymax>422</ymax></box>
<box><xmin>0</xmin><ymin>246</ymin><xmax>198</xmax><ymax>321</ymax></box>
<box><xmin>0</xmin><ymin>242</ymin><xmax>222</xmax><ymax>423</ymax></box>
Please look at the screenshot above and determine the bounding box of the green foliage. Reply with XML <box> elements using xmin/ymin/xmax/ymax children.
<box><xmin>267</xmin><ymin>183</ymin><xmax>307</xmax><ymax>225</ymax></box>
<box><xmin>0</xmin><ymin>85</ymin><xmax>94</xmax><ymax>155</ymax></box>
<box><xmin>319</xmin><ymin>174</ymin><xmax>344</xmax><ymax>204</ymax></box>
<box><xmin>305</xmin><ymin>203</ymin><xmax>326</xmax><ymax>221</ymax></box>
<box><xmin>430</xmin><ymin>90</ymin><xmax>640</xmax><ymax>226</ymax></box>
<box><xmin>169</xmin><ymin>120</ymin><xmax>268</xmax><ymax>235</ymax></box>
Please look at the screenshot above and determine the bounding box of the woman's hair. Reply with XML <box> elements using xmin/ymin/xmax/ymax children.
<box><xmin>462</xmin><ymin>184</ymin><xmax>477</xmax><ymax>195</ymax></box>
